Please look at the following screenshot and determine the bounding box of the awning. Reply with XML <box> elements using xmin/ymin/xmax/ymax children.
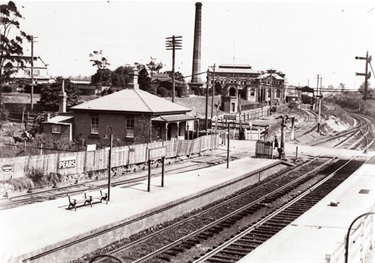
<box><xmin>152</xmin><ymin>114</ymin><xmax>198</xmax><ymax>123</ymax></box>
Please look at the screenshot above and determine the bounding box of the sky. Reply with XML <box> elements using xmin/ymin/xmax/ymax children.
<box><xmin>10</xmin><ymin>0</ymin><xmax>375</xmax><ymax>89</ymax></box>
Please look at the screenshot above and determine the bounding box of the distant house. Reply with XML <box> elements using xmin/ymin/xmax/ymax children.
<box><xmin>10</xmin><ymin>56</ymin><xmax>50</xmax><ymax>86</ymax></box>
<box><xmin>70</xmin><ymin>80</ymin><xmax>96</xmax><ymax>95</ymax></box>
<box><xmin>43</xmin><ymin>69</ymin><xmax>197</xmax><ymax>145</ymax></box>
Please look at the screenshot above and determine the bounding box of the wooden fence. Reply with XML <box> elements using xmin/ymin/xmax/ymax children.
<box><xmin>0</xmin><ymin>134</ymin><xmax>219</xmax><ymax>180</ymax></box>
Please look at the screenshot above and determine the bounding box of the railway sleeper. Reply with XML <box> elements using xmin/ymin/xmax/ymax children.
<box><xmin>246</xmin><ymin>232</ymin><xmax>273</xmax><ymax>238</ymax></box>
<box><xmin>240</xmin><ymin>237</ymin><xmax>267</xmax><ymax>244</ymax></box>
<box><xmin>222</xmin><ymin>247</ymin><xmax>250</xmax><ymax>256</ymax></box>
<box><xmin>197</xmin><ymin>233</ymin><xmax>212</xmax><ymax>239</ymax></box>
<box><xmin>210</xmin><ymin>226</ymin><xmax>225</xmax><ymax>231</ymax></box>
<box><xmin>157</xmin><ymin>255</ymin><xmax>172</xmax><ymax>262</ymax></box>
<box><xmin>218</xmin><ymin>222</ymin><xmax>233</xmax><ymax>228</ymax></box>
<box><xmin>231</xmin><ymin>242</ymin><xmax>258</xmax><ymax>249</ymax></box>
<box><xmin>252</xmin><ymin>228</ymin><xmax>279</xmax><ymax>235</ymax></box>
<box><xmin>169</xmin><ymin>247</ymin><xmax>185</xmax><ymax>253</ymax></box>
<box><xmin>180</xmin><ymin>242</ymin><xmax>195</xmax><ymax>249</ymax></box>
<box><xmin>208</xmin><ymin>255</ymin><xmax>237</xmax><ymax>263</ymax></box>
<box><xmin>243</xmin><ymin>234</ymin><xmax>269</xmax><ymax>242</ymax></box>
<box><xmin>213</xmin><ymin>252</ymin><xmax>243</xmax><ymax>260</ymax></box>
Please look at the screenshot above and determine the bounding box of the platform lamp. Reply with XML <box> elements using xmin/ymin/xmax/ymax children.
<box><xmin>345</xmin><ymin>212</ymin><xmax>375</xmax><ymax>263</ymax></box>
<box><xmin>104</xmin><ymin>126</ymin><xmax>113</xmax><ymax>201</ymax></box>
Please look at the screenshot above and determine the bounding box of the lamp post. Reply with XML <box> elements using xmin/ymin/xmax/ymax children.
<box><xmin>344</xmin><ymin>212</ymin><xmax>375</xmax><ymax>263</ymax></box>
<box><xmin>105</xmin><ymin>126</ymin><xmax>113</xmax><ymax>201</ymax></box>
<box><xmin>276</xmin><ymin>115</ymin><xmax>288</xmax><ymax>159</ymax></box>
<box><xmin>209</xmin><ymin>64</ymin><xmax>216</xmax><ymax>120</ymax></box>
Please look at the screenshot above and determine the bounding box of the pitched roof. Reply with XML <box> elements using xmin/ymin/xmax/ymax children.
<box><xmin>71</xmin><ymin>88</ymin><xmax>191</xmax><ymax>115</ymax></box>
<box><xmin>214</xmin><ymin>64</ymin><xmax>259</xmax><ymax>75</ymax></box>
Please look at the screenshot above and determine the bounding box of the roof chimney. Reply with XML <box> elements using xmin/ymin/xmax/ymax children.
<box><xmin>58</xmin><ymin>79</ymin><xmax>67</xmax><ymax>113</ymax></box>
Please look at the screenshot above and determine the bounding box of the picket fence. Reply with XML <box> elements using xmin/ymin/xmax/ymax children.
<box><xmin>0</xmin><ymin>134</ymin><xmax>219</xmax><ymax>180</ymax></box>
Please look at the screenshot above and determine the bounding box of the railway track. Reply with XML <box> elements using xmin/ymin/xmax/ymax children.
<box><xmin>75</xmin><ymin>157</ymin><xmax>352</xmax><ymax>263</ymax></box>
<box><xmin>310</xmin><ymin>113</ymin><xmax>375</xmax><ymax>152</ymax></box>
<box><xmin>191</xmin><ymin>157</ymin><xmax>366</xmax><ymax>262</ymax></box>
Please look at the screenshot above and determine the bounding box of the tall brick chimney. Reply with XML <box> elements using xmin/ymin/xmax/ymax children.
<box><xmin>189</xmin><ymin>2</ymin><xmax>203</xmax><ymax>92</ymax></box>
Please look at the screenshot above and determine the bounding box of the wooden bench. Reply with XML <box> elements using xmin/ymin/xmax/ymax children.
<box><xmin>66</xmin><ymin>190</ymin><xmax>108</xmax><ymax>211</ymax></box>
<box><xmin>90</xmin><ymin>189</ymin><xmax>108</xmax><ymax>205</ymax></box>
<box><xmin>67</xmin><ymin>192</ymin><xmax>92</xmax><ymax>211</ymax></box>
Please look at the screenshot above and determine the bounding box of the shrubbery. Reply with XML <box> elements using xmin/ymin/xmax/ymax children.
<box><xmin>2</xmin><ymin>85</ymin><xmax>13</xmax><ymax>93</ymax></box>
<box><xmin>26</xmin><ymin>168</ymin><xmax>63</xmax><ymax>188</ymax></box>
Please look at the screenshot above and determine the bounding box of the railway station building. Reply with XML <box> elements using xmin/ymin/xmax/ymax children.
<box><xmin>43</xmin><ymin>69</ymin><xmax>197</xmax><ymax>145</ymax></box>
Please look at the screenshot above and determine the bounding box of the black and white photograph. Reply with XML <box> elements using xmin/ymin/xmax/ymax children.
<box><xmin>0</xmin><ymin>1</ymin><xmax>374</xmax><ymax>262</ymax></box>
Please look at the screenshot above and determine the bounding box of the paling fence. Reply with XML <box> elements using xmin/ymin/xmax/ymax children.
<box><xmin>0</xmin><ymin>134</ymin><xmax>219</xmax><ymax>180</ymax></box>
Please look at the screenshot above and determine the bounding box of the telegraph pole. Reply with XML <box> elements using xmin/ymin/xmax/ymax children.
<box><xmin>210</xmin><ymin>63</ymin><xmax>216</xmax><ymax>119</ymax></box>
<box><xmin>205</xmin><ymin>69</ymin><xmax>209</xmax><ymax>134</ymax></box>
<box><xmin>166</xmin><ymin>35</ymin><xmax>182</xmax><ymax>103</ymax></box>
<box><xmin>30</xmin><ymin>35</ymin><xmax>38</xmax><ymax>111</ymax></box>
<box><xmin>355</xmin><ymin>51</ymin><xmax>372</xmax><ymax>101</ymax></box>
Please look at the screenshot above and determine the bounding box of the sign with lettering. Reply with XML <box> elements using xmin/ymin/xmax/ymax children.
<box><xmin>149</xmin><ymin>147</ymin><xmax>167</xmax><ymax>160</ymax></box>
<box><xmin>1</xmin><ymin>164</ymin><xmax>14</xmax><ymax>173</ymax></box>
<box><xmin>59</xmin><ymin>157</ymin><xmax>76</xmax><ymax>169</ymax></box>
<box><xmin>224</xmin><ymin>115</ymin><xmax>236</xmax><ymax>121</ymax></box>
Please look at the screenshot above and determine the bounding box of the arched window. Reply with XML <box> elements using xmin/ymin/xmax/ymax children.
<box><xmin>276</xmin><ymin>89</ymin><xmax>281</xmax><ymax>98</ymax></box>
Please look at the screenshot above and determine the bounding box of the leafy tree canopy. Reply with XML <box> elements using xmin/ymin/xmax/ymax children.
<box><xmin>38</xmin><ymin>77</ymin><xmax>81</xmax><ymax>111</ymax></box>
<box><xmin>0</xmin><ymin>1</ymin><xmax>31</xmax><ymax>105</ymax></box>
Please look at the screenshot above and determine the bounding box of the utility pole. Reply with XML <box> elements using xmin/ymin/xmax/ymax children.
<box><xmin>210</xmin><ymin>63</ymin><xmax>216</xmax><ymax>119</ymax></box>
<box><xmin>317</xmin><ymin>75</ymin><xmax>322</xmax><ymax>133</ymax></box>
<box><xmin>205</xmin><ymin>69</ymin><xmax>209</xmax><ymax>134</ymax></box>
<box><xmin>30</xmin><ymin>36</ymin><xmax>35</xmax><ymax>111</ymax></box>
<box><xmin>355</xmin><ymin>51</ymin><xmax>372</xmax><ymax>101</ymax></box>
<box><xmin>166</xmin><ymin>35</ymin><xmax>182</xmax><ymax>103</ymax></box>
<box><xmin>30</xmin><ymin>36</ymin><xmax>38</xmax><ymax>111</ymax></box>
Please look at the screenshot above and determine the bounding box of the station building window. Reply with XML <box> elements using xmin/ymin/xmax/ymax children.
<box><xmin>90</xmin><ymin>116</ymin><xmax>99</xmax><ymax>134</ymax></box>
<box><xmin>126</xmin><ymin>118</ymin><xmax>135</xmax><ymax>138</ymax></box>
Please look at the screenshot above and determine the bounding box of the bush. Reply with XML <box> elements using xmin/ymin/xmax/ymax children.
<box><xmin>0</xmin><ymin>106</ymin><xmax>9</xmax><ymax>121</ymax></box>
<box><xmin>26</xmin><ymin>168</ymin><xmax>63</xmax><ymax>188</ymax></box>
<box><xmin>2</xmin><ymin>85</ymin><xmax>13</xmax><ymax>93</ymax></box>
<box><xmin>157</xmin><ymin>86</ymin><xmax>169</xmax><ymax>97</ymax></box>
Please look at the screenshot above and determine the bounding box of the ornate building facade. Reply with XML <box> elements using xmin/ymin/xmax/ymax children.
<box><xmin>207</xmin><ymin>64</ymin><xmax>286</xmax><ymax>109</ymax></box>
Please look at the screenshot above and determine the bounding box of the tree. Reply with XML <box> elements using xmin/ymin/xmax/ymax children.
<box><xmin>146</xmin><ymin>57</ymin><xmax>163</xmax><ymax>77</ymax></box>
<box><xmin>38</xmin><ymin>77</ymin><xmax>81</xmax><ymax>111</ymax></box>
<box><xmin>0</xmin><ymin>1</ymin><xmax>31</xmax><ymax>107</ymax></box>
<box><xmin>112</xmin><ymin>65</ymin><xmax>132</xmax><ymax>88</ymax></box>
<box><xmin>91</xmin><ymin>68</ymin><xmax>112</xmax><ymax>86</ymax></box>
<box><xmin>89</xmin><ymin>50</ymin><xmax>110</xmax><ymax>70</ymax></box>
<box><xmin>89</xmin><ymin>50</ymin><xmax>112</xmax><ymax>86</ymax></box>
<box><xmin>358</xmin><ymin>81</ymin><xmax>373</xmax><ymax>99</ymax></box>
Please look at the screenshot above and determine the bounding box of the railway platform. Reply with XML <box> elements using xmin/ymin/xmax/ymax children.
<box><xmin>239</xmin><ymin>156</ymin><xmax>375</xmax><ymax>263</ymax></box>
<box><xmin>0</xmin><ymin>140</ymin><xmax>373</xmax><ymax>263</ymax></box>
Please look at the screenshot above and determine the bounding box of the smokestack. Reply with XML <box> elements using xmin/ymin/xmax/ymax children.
<box><xmin>189</xmin><ymin>2</ymin><xmax>203</xmax><ymax>92</ymax></box>
<box><xmin>58</xmin><ymin>79</ymin><xmax>67</xmax><ymax>113</ymax></box>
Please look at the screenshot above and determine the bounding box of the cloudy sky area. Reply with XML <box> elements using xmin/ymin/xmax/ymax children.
<box><xmin>14</xmin><ymin>0</ymin><xmax>375</xmax><ymax>89</ymax></box>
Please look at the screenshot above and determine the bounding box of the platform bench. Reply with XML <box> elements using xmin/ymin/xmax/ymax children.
<box><xmin>90</xmin><ymin>189</ymin><xmax>108</xmax><ymax>205</ymax></box>
<box><xmin>67</xmin><ymin>192</ymin><xmax>92</xmax><ymax>211</ymax></box>
<box><xmin>66</xmin><ymin>190</ymin><xmax>108</xmax><ymax>211</ymax></box>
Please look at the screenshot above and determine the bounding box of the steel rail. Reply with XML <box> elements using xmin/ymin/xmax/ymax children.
<box><xmin>192</xmin><ymin>157</ymin><xmax>361</xmax><ymax>262</ymax></box>
<box><xmin>128</xmin><ymin>158</ymin><xmax>335</xmax><ymax>263</ymax></box>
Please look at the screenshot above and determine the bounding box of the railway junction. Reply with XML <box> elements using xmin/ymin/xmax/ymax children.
<box><xmin>0</xmin><ymin>139</ymin><xmax>374</xmax><ymax>263</ymax></box>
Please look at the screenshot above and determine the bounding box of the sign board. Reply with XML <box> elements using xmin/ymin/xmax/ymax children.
<box><xmin>1</xmin><ymin>164</ymin><xmax>14</xmax><ymax>173</ymax></box>
<box><xmin>149</xmin><ymin>147</ymin><xmax>167</xmax><ymax>160</ymax></box>
<box><xmin>86</xmin><ymin>144</ymin><xmax>96</xmax><ymax>152</ymax></box>
<box><xmin>59</xmin><ymin>157</ymin><xmax>76</xmax><ymax>169</ymax></box>
<box><xmin>224</xmin><ymin>115</ymin><xmax>236</xmax><ymax>121</ymax></box>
